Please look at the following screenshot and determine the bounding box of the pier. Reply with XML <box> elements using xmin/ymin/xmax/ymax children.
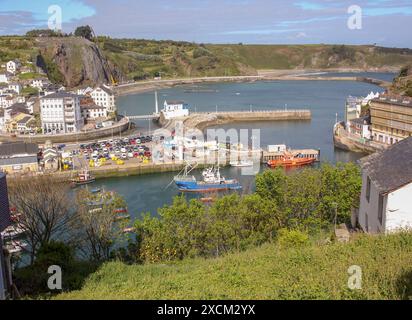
<box><xmin>128</xmin><ymin>114</ymin><xmax>159</xmax><ymax>120</ymax></box>
<box><xmin>161</xmin><ymin>109</ymin><xmax>312</xmax><ymax>131</ymax></box>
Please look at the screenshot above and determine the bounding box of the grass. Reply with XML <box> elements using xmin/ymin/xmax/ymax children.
<box><xmin>57</xmin><ymin>232</ymin><xmax>412</xmax><ymax>300</ymax></box>
<box><xmin>18</xmin><ymin>72</ymin><xmax>43</xmax><ymax>80</ymax></box>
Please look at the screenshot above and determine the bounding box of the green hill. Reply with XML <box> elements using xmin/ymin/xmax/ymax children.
<box><xmin>57</xmin><ymin>232</ymin><xmax>412</xmax><ymax>300</ymax></box>
<box><xmin>3</xmin><ymin>34</ymin><xmax>412</xmax><ymax>88</ymax></box>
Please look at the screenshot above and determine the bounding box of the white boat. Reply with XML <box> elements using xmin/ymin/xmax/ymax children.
<box><xmin>230</xmin><ymin>160</ymin><xmax>254</xmax><ymax>167</ymax></box>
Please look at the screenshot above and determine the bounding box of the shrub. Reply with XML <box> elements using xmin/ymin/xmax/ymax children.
<box><xmin>277</xmin><ymin>229</ymin><xmax>309</xmax><ymax>247</ymax></box>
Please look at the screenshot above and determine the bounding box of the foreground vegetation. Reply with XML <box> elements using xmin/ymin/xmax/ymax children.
<box><xmin>57</xmin><ymin>232</ymin><xmax>412</xmax><ymax>300</ymax></box>
<box><xmin>10</xmin><ymin>163</ymin><xmax>412</xmax><ymax>300</ymax></box>
<box><xmin>132</xmin><ymin>163</ymin><xmax>361</xmax><ymax>263</ymax></box>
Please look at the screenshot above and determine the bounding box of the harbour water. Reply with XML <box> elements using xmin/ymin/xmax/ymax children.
<box><xmin>90</xmin><ymin>73</ymin><xmax>394</xmax><ymax>218</ymax></box>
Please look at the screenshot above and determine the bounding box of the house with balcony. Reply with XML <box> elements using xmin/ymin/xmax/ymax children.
<box><xmin>40</xmin><ymin>92</ymin><xmax>84</xmax><ymax>134</ymax></box>
<box><xmin>358</xmin><ymin>136</ymin><xmax>412</xmax><ymax>233</ymax></box>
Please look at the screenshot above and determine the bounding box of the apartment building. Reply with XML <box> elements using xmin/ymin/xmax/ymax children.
<box><xmin>40</xmin><ymin>92</ymin><xmax>84</xmax><ymax>134</ymax></box>
<box><xmin>370</xmin><ymin>95</ymin><xmax>412</xmax><ymax>145</ymax></box>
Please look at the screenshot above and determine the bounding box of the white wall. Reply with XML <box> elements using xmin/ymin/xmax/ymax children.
<box><xmin>385</xmin><ymin>182</ymin><xmax>412</xmax><ymax>233</ymax></box>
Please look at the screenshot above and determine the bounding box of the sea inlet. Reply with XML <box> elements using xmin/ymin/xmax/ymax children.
<box><xmin>88</xmin><ymin>73</ymin><xmax>394</xmax><ymax>218</ymax></box>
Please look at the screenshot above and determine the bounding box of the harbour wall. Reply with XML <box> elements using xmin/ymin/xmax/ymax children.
<box><xmin>0</xmin><ymin>117</ymin><xmax>132</xmax><ymax>145</ymax></box>
<box><xmin>161</xmin><ymin>110</ymin><xmax>312</xmax><ymax>131</ymax></box>
<box><xmin>333</xmin><ymin>124</ymin><xmax>387</xmax><ymax>154</ymax></box>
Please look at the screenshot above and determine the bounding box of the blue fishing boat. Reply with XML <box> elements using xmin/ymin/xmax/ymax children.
<box><xmin>174</xmin><ymin>164</ymin><xmax>242</xmax><ymax>193</ymax></box>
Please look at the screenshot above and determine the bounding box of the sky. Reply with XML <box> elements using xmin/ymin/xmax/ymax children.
<box><xmin>0</xmin><ymin>0</ymin><xmax>411</xmax><ymax>47</ymax></box>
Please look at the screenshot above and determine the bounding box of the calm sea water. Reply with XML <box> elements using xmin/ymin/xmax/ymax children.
<box><xmin>90</xmin><ymin>73</ymin><xmax>389</xmax><ymax>218</ymax></box>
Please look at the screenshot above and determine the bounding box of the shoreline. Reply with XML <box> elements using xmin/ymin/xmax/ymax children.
<box><xmin>115</xmin><ymin>68</ymin><xmax>396</xmax><ymax>96</ymax></box>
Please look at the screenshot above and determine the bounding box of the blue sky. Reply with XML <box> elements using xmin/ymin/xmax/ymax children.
<box><xmin>0</xmin><ymin>0</ymin><xmax>411</xmax><ymax>47</ymax></box>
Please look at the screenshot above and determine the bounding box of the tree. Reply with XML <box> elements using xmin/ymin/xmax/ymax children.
<box><xmin>74</xmin><ymin>25</ymin><xmax>94</xmax><ymax>41</ymax></box>
<box><xmin>76</xmin><ymin>189</ymin><xmax>129</xmax><ymax>261</ymax></box>
<box><xmin>8</xmin><ymin>176</ymin><xmax>79</xmax><ymax>264</ymax></box>
<box><xmin>255</xmin><ymin>168</ymin><xmax>286</xmax><ymax>206</ymax></box>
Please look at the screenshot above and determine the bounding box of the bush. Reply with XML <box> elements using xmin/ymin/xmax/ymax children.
<box><xmin>74</xmin><ymin>25</ymin><xmax>94</xmax><ymax>41</ymax></box>
<box><xmin>277</xmin><ymin>229</ymin><xmax>309</xmax><ymax>247</ymax></box>
<box><xmin>13</xmin><ymin>241</ymin><xmax>99</xmax><ymax>296</ymax></box>
<box><xmin>193</xmin><ymin>47</ymin><xmax>212</xmax><ymax>59</ymax></box>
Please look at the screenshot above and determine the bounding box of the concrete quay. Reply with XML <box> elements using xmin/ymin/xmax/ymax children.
<box><xmin>161</xmin><ymin>109</ymin><xmax>312</xmax><ymax>131</ymax></box>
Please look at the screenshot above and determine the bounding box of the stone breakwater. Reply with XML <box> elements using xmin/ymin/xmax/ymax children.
<box><xmin>161</xmin><ymin>110</ymin><xmax>312</xmax><ymax>132</ymax></box>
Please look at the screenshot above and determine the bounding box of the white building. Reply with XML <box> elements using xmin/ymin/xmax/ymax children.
<box><xmin>161</xmin><ymin>100</ymin><xmax>189</xmax><ymax>120</ymax></box>
<box><xmin>31</xmin><ymin>78</ymin><xmax>50</xmax><ymax>90</ymax></box>
<box><xmin>8</xmin><ymin>83</ymin><xmax>22</xmax><ymax>95</ymax></box>
<box><xmin>81</xmin><ymin>104</ymin><xmax>108</xmax><ymax>120</ymax></box>
<box><xmin>77</xmin><ymin>87</ymin><xmax>94</xmax><ymax>96</ymax></box>
<box><xmin>358</xmin><ymin>137</ymin><xmax>412</xmax><ymax>233</ymax></box>
<box><xmin>6</xmin><ymin>60</ymin><xmax>21</xmax><ymax>74</ymax></box>
<box><xmin>0</xmin><ymin>74</ymin><xmax>10</xmax><ymax>84</ymax></box>
<box><xmin>40</xmin><ymin>92</ymin><xmax>84</xmax><ymax>134</ymax></box>
<box><xmin>0</xmin><ymin>95</ymin><xmax>15</xmax><ymax>109</ymax></box>
<box><xmin>0</xmin><ymin>112</ymin><xmax>5</xmax><ymax>132</ymax></box>
<box><xmin>91</xmin><ymin>86</ymin><xmax>116</xmax><ymax>113</ymax></box>
<box><xmin>348</xmin><ymin>117</ymin><xmax>372</xmax><ymax>140</ymax></box>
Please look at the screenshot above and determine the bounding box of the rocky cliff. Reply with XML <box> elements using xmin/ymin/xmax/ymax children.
<box><xmin>390</xmin><ymin>65</ymin><xmax>412</xmax><ymax>96</ymax></box>
<box><xmin>36</xmin><ymin>37</ymin><xmax>123</xmax><ymax>88</ymax></box>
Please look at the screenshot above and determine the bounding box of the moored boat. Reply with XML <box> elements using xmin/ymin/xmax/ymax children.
<box><xmin>267</xmin><ymin>152</ymin><xmax>316</xmax><ymax>168</ymax></box>
<box><xmin>230</xmin><ymin>160</ymin><xmax>253</xmax><ymax>167</ymax></box>
<box><xmin>174</xmin><ymin>164</ymin><xmax>242</xmax><ymax>193</ymax></box>
<box><xmin>71</xmin><ymin>169</ymin><xmax>95</xmax><ymax>187</ymax></box>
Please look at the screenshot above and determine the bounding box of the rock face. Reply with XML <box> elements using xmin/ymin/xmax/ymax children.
<box><xmin>36</xmin><ymin>37</ymin><xmax>123</xmax><ymax>88</ymax></box>
<box><xmin>390</xmin><ymin>65</ymin><xmax>412</xmax><ymax>96</ymax></box>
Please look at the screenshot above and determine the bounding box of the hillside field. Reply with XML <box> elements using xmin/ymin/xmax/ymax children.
<box><xmin>57</xmin><ymin>232</ymin><xmax>412</xmax><ymax>300</ymax></box>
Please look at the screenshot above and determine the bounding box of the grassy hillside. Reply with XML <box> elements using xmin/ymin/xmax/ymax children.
<box><xmin>98</xmin><ymin>39</ymin><xmax>412</xmax><ymax>79</ymax></box>
<box><xmin>2</xmin><ymin>34</ymin><xmax>412</xmax><ymax>87</ymax></box>
<box><xmin>208</xmin><ymin>44</ymin><xmax>412</xmax><ymax>70</ymax></box>
<box><xmin>57</xmin><ymin>232</ymin><xmax>412</xmax><ymax>300</ymax></box>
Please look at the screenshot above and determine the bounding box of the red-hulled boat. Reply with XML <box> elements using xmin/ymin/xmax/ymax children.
<box><xmin>267</xmin><ymin>152</ymin><xmax>316</xmax><ymax>168</ymax></box>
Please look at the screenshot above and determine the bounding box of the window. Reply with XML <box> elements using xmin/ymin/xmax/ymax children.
<box><xmin>366</xmin><ymin>176</ymin><xmax>371</xmax><ymax>202</ymax></box>
<box><xmin>365</xmin><ymin>213</ymin><xmax>369</xmax><ymax>232</ymax></box>
<box><xmin>378</xmin><ymin>195</ymin><xmax>384</xmax><ymax>225</ymax></box>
